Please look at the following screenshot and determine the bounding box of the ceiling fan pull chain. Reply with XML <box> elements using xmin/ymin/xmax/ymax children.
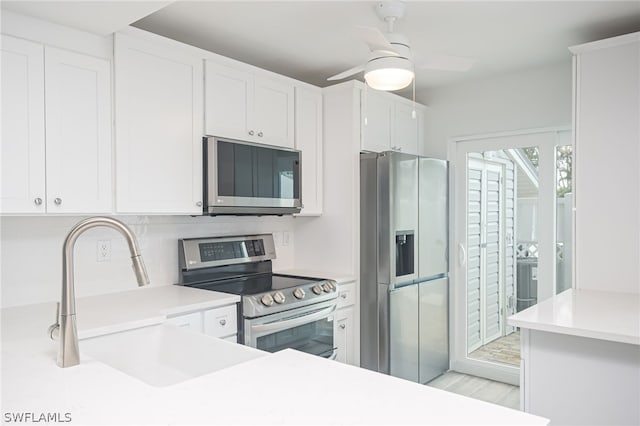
<box><xmin>412</xmin><ymin>77</ymin><xmax>416</xmax><ymax>119</ymax></box>
<box><xmin>364</xmin><ymin>81</ymin><xmax>369</xmax><ymax>126</ymax></box>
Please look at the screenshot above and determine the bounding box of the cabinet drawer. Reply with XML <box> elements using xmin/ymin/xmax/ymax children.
<box><xmin>166</xmin><ymin>311</ymin><xmax>204</xmax><ymax>332</ymax></box>
<box><xmin>337</xmin><ymin>282</ymin><xmax>356</xmax><ymax>308</ymax></box>
<box><xmin>203</xmin><ymin>304</ymin><xmax>237</xmax><ymax>338</ymax></box>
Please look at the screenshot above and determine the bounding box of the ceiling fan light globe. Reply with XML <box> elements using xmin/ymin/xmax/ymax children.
<box><xmin>364</xmin><ymin>57</ymin><xmax>414</xmax><ymax>91</ymax></box>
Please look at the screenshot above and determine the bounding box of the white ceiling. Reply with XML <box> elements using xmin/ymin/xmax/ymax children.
<box><xmin>132</xmin><ymin>1</ymin><xmax>640</xmax><ymax>92</ymax></box>
<box><xmin>1</xmin><ymin>1</ymin><xmax>173</xmax><ymax>36</ymax></box>
<box><xmin>3</xmin><ymin>1</ymin><xmax>640</xmax><ymax>93</ymax></box>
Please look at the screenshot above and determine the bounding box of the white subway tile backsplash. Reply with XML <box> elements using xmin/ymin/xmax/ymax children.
<box><xmin>0</xmin><ymin>215</ymin><xmax>295</xmax><ymax>308</ymax></box>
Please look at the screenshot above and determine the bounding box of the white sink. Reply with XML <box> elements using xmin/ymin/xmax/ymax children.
<box><xmin>81</xmin><ymin>323</ymin><xmax>266</xmax><ymax>387</ymax></box>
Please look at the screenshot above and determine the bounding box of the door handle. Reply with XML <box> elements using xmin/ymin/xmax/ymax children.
<box><xmin>250</xmin><ymin>304</ymin><xmax>336</xmax><ymax>334</ymax></box>
<box><xmin>458</xmin><ymin>243</ymin><xmax>466</xmax><ymax>267</ymax></box>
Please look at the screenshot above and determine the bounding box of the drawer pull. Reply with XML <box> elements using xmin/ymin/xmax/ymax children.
<box><xmin>340</xmin><ymin>293</ymin><xmax>348</xmax><ymax>299</ymax></box>
<box><xmin>219</xmin><ymin>319</ymin><xmax>227</xmax><ymax>326</ymax></box>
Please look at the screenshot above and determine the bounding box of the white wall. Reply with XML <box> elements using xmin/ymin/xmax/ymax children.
<box><xmin>418</xmin><ymin>61</ymin><xmax>572</xmax><ymax>159</ymax></box>
<box><xmin>0</xmin><ymin>216</ymin><xmax>295</xmax><ymax>308</ymax></box>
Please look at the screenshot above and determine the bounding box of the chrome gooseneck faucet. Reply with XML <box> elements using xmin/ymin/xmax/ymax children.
<box><xmin>49</xmin><ymin>217</ymin><xmax>150</xmax><ymax>368</ymax></box>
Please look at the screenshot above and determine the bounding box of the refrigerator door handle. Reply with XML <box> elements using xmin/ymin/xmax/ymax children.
<box><xmin>458</xmin><ymin>243</ymin><xmax>466</xmax><ymax>267</ymax></box>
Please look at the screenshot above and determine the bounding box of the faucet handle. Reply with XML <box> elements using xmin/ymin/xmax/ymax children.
<box><xmin>48</xmin><ymin>302</ymin><xmax>60</xmax><ymax>341</ymax></box>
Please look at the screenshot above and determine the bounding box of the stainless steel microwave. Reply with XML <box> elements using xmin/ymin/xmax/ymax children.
<box><xmin>203</xmin><ymin>136</ymin><xmax>302</xmax><ymax>215</ymax></box>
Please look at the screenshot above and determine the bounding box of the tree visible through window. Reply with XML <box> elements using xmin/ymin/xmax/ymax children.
<box><xmin>521</xmin><ymin>146</ymin><xmax>572</xmax><ymax>197</ymax></box>
<box><xmin>556</xmin><ymin>145</ymin><xmax>572</xmax><ymax>197</ymax></box>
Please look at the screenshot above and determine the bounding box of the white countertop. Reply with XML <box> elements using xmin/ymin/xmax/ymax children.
<box><xmin>2</xmin><ymin>287</ymin><xmax>548</xmax><ymax>425</ymax></box>
<box><xmin>1</xmin><ymin>284</ymin><xmax>240</xmax><ymax>341</ymax></box>
<box><xmin>508</xmin><ymin>288</ymin><xmax>640</xmax><ymax>345</ymax></box>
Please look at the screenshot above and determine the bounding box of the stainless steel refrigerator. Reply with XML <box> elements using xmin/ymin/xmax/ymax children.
<box><xmin>360</xmin><ymin>151</ymin><xmax>449</xmax><ymax>384</ymax></box>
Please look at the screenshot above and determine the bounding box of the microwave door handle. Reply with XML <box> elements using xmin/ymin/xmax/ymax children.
<box><xmin>294</xmin><ymin>158</ymin><xmax>301</xmax><ymax>202</ymax></box>
<box><xmin>250</xmin><ymin>304</ymin><xmax>337</xmax><ymax>334</ymax></box>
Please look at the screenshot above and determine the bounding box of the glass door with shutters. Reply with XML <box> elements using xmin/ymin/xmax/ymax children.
<box><xmin>450</xmin><ymin>128</ymin><xmax>572</xmax><ymax>384</ymax></box>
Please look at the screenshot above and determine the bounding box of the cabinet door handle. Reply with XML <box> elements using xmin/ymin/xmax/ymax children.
<box><xmin>257</xmin><ymin>131</ymin><xmax>263</xmax><ymax>137</ymax></box>
<box><xmin>248</xmin><ymin>130</ymin><xmax>255</xmax><ymax>136</ymax></box>
<box><xmin>34</xmin><ymin>197</ymin><xmax>43</xmax><ymax>206</ymax></box>
<box><xmin>339</xmin><ymin>324</ymin><xmax>346</xmax><ymax>330</ymax></box>
<box><xmin>340</xmin><ymin>293</ymin><xmax>347</xmax><ymax>299</ymax></box>
<box><xmin>196</xmin><ymin>201</ymin><xmax>202</xmax><ymax>207</ymax></box>
<box><xmin>54</xmin><ymin>198</ymin><xmax>62</xmax><ymax>205</ymax></box>
<box><xmin>219</xmin><ymin>319</ymin><xmax>227</xmax><ymax>326</ymax></box>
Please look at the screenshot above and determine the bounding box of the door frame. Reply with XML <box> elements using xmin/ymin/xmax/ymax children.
<box><xmin>448</xmin><ymin>125</ymin><xmax>571</xmax><ymax>385</ymax></box>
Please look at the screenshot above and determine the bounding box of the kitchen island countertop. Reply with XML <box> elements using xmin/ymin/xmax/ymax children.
<box><xmin>2</xmin><ymin>287</ymin><xmax>548</xmax><ymax>425</ymax></box>
<box><xmin>508</xmin><ymin>288</ymin><xmax>640</xmax><ymax>345</ymax></box>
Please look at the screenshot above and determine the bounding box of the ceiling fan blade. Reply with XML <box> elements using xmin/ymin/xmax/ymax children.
<box><xmin>416</xmin><ymin>55</ymin><xmax>474</xmax><ymax>72</ymax></box>
<box><xmin>327</xmin><ymin>64</ymin><xmax>365</xmax><ymax>81</ymax></box>
<box><xmin>355</xmin><ymin>26</ymin><xmax>398</xmax><ymax>55</ymax></box>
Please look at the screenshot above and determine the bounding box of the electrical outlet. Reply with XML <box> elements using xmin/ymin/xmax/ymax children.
<box><xmin>282</xmin><ymin>231</ymin><xmax>291</xmax><ymax>246</ymax></box>
<box><xmin>273</xmin><ymin>231</ymin><xmax>283</xmax><ymax>246</ymax></box>
<box><xmin>97</xmin><ymin>240</ymin><xmax>111</xmax><ymax>262</ymax></box>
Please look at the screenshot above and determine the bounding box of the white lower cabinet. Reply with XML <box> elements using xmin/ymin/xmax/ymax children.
<box><xmin>334</xmin><ymin>281</ymin><xmax>357</xmax><ymax>365</ymax></box>
<box><xmin>166</xmin><ymin>311</ymin><xmax>203</xmax><ymax>332</ymax></box>
<box><xmin>166</xmin><ymin>304</ymin><xmax>238</xmax><ymax>341</ymax></box>
<box><xmin>335</xmin><ymin>306</ymin><xmax>355</xmax><ymax>364</ymax></box>
<box><xmin>203</xmin><ymin>304</ymin><xmax>237</xmax><ymax>339</ymax></box>
<box><xmin>520</xmin><ymin>328</ymin><xmax>640</xmax><ymax>425</ymax></box>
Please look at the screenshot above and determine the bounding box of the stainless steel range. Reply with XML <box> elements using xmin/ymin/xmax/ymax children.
<box><xmin>178</xmin><ymin>234</ymin><xmax>339</xmax><ymax>359</ymax></box>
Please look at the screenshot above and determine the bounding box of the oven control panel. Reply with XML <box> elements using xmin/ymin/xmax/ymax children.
<box><xmin>245</xmin><ymin>279</ymin><xmax>338</xmax><ymax>318</ymax></box>
<box><xmin>179</xmin><ymin>234</ymin><xmax>276</xmax><ymax>271</ymax></box>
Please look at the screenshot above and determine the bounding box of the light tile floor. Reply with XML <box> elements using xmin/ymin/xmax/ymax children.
<box><xmin>427</xmin><ymin>371</ymin><xmax>520</xmax><ymax>410</ymax></box>
<box><xmin>469</xmin><ymin>331</ymin><xmax>521</xmax><ymax>366</ymax></box>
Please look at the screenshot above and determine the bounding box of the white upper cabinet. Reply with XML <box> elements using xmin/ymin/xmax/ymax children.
<box><xmin>115</xmin><ymin>33</ymin><xmax>203</xmax><ymax>214</ymax></box>
<box><xmin>394</xmin><ymin>101</ymin><xmax>420</xmax><ymax>155</ymax></box>
<box><xmin>1</xmin><ymin>35</ymin><xmax>111</xmax><ymax>214</ymax></box>
<box><xmin>45</xmin><ymin>46</ymin><xmax>112</xmax><ymax>213</ymax></box>
<box><xmin>294</xmin><ymin>86</ymin><xmax>323</xmax><ymax>215</ymax></box>
<box><xmin>361</xmin><ymin>89</ymin><xmax>425</xmax><ymax>156</ymax></box>
<box><xmin>205</xmin><ymin>60</ymin><xmax>295</xmax><ymax>148</ymax></box>
<box><xmin>1</xmin><ymin>35</ymin><xmax>46</xmax><ymax>214</ymax></box>
<box><xmin>253</xmin><ymin>77</ymin><xmax>295</xmax><ymax>147</ymax></box>
<box><xmin>571</xmin><ymin>32</ymin><xmax>640</xmax><ymax>293</ymax></box>
<box><xmin>362</xmin><ymin>90</ymin><xmax>393</xmax><ymax>153</ymax></box>
<box><xmin>204</xmin><ymin>62</ymin><xmax>252</xmax><ymax>142</ymax></box>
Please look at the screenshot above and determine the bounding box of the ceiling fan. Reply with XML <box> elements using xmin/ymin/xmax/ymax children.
<box><xmin>327</xmin><ymin>1</ymin><xmax>474</xmax><ymax>91</ymax></box>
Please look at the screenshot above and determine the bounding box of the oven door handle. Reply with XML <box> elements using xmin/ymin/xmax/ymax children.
<box><xmin>250</xmin><ymin>304</ymin><xmax>337</xmax><ymax>334</ymax></box>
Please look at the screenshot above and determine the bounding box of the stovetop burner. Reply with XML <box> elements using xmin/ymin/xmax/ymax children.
<box><xmin>191</xmin><ymin>273</ymin><xmax>323</xmax><ymax>295</ymax></box>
